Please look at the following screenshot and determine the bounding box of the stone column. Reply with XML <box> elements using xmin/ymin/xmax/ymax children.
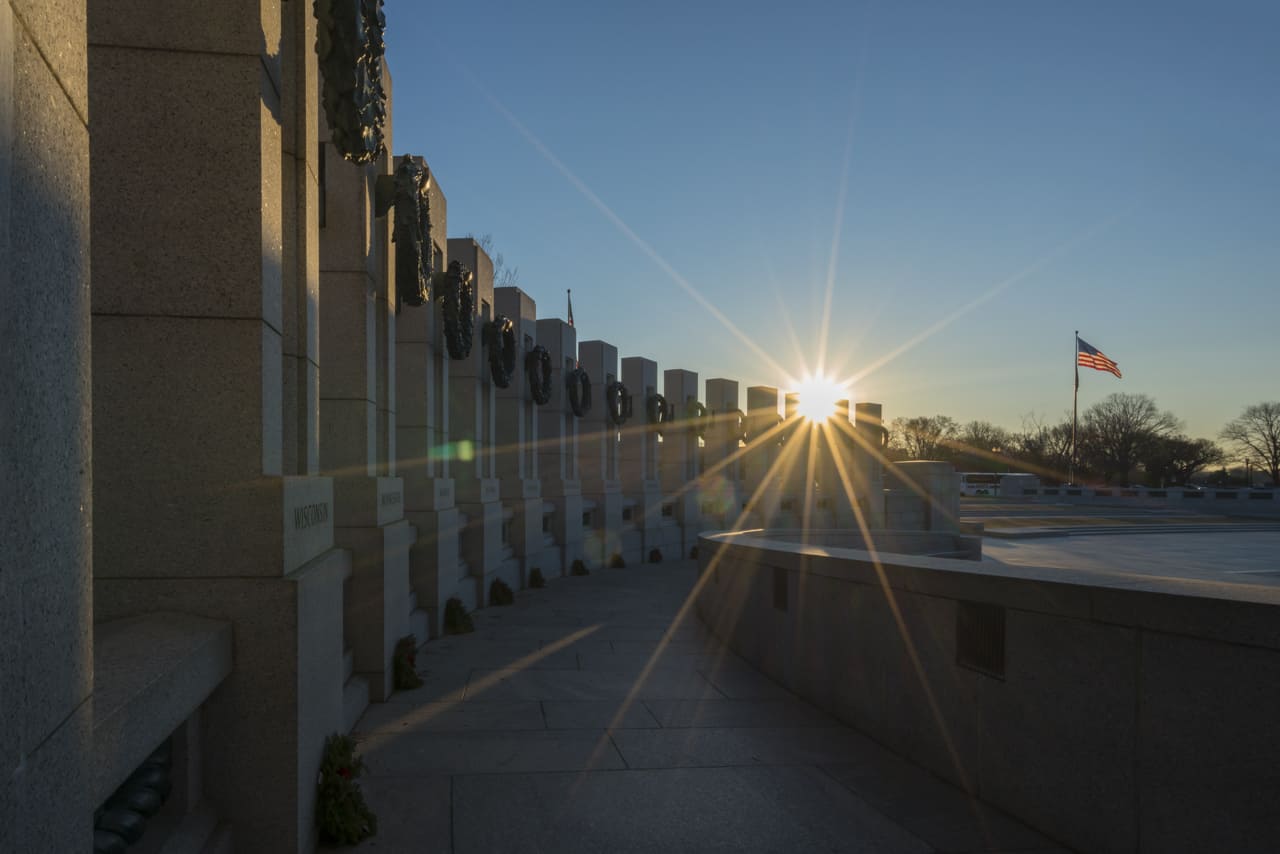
<box><xmin>447</xmin><ymin>238</ymin><xmax>520</xmax><ymax>603</ymax></box>
<box><xmin>395</xmin><ymin>168</ymin><xmax>465</xmax><ymax>629</ymax></box>
<box><xmin>703</xmin><ymin>378</ymin><xmax>745</xmax><ymax>531</ymax></box>
<box><xmin>318</xmin><ymin>72</ymin><xmax>415</xmax><ymax>707</ymax></box>
<box><xmin>495</xmin><ymin>286</ymin><xmax>561</xmax><ymax>582</ymax></box>
<box><xmin>817</xmin><ymin>400</ymin><xmax>858</xmax><ymax>530</ymax></box>
<box><xmin>621</xmin><ymin>357</ymin><xmax>682</xmax><ymax>563</ymax></box>
<box><xmin>0</xmin><ymin>3</ymin><xmax>93</xmax><ymax>850</ymax></box>
<box><xmin>779</xmin><ymin>391</ymin><xmax>810</xmax><ymax>527</ymax></box>
<box><xmin>535</xmin><ymin>318</ymin><xmax>584</xmax><ymax>574</ymax></box>
<box><xmin>743</xmin><ymin>386</ymin><xmax>784</xmax><ymax>528</ymax></box>
<box><xmin>892</xmin><ymin>461</ymin><xmax>960</xmax><ymax>532</ymax></box>
<box><xmin>660</xmin><ymin>369</ymin><xmax>704</xmax><ymax>557</ymax></box>
<box><xmin>87</xmin><ymin>2</ymin><xmax>348</xmax><ymax>850</ymax></box>
<box><xmin>578</xmin><ymin>340</ymin><xmax>629</xmax><ymax>567</ymax></box>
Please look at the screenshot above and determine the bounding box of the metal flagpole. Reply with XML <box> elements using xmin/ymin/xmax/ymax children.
<box><xmin>1070</xmin><ymin>330</ymin><xmax>1079</xmax><ymax>485</ymax></box>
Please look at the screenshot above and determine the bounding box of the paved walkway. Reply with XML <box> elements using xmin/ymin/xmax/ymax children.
<box><xmin>341</xmin><ymin>560</ymin><xmax>1067</xmax><ymax>853</ymax></box>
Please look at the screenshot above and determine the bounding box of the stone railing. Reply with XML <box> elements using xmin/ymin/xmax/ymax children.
<box><xmin>695</xmin><ymin>529</ymin><xmax>1280</xmax><ymax>854</ymax></box>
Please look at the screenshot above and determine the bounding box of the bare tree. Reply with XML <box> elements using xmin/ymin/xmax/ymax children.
<box><xmin>949</xmin><ymin>420</ymin><xmax>1014</xmax><ymax>471</ymax></box>
<box><xmin>1011</xmin><ymin>413</ymin><xmax>1074</xmax><ymax>482</ymax></box>
<box><xmin>1220</xmin><ymin>402</ymin><xmax>1280</xmax><ymax>486</ymax></box>
<box><xmin>469</xmin><ymin>232</ymin><xmax>520</xmax><ymax>287</ymax></box>
<box><xmin>890</xmin><ymin>415</ymin><xmax>957</xmax><ymax>461</ymax></box>
<box><xmin>1079</xmin><ymin>393</ymin><xmax>1180</xmax><ymax>484</ymax></box>
<box><xmin>1143</xmin><ymin>435</ymin><xmax>1226</xmax><ymax>486</ymax></box>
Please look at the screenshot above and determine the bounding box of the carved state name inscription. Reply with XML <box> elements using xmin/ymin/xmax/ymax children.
<box><xmin>293</xmin><ymin>502</ymin><xmax>330</xmax><ymax>530</ymax></box>
<box><xmin>380</xmin><ymin>492</ymin><xmax>402</xmax><ymax>507</ymax></box>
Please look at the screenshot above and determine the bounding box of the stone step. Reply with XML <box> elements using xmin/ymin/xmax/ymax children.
<box><xmin>343</xmin><ymin>675</ymin><xmax>369</xmax><ymax>733</ymax></box>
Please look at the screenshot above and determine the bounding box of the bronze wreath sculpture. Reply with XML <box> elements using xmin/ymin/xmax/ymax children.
<box><xmin>605</xmin><ymin>381</ymin><xmax>633</xmax><ymax>427</ymax></box>
<box><xmin>484</xmin><ymin>315</ymin><xmax>517</xmax><ymax>388</ymax></box>
<box><xmin>525</xmin><ymin>346</ymin><xmax>553</xmax><ymax>405</ymax></box>
<box><xmin>684</xmin><ymin>399</ymin><xmax>707</xmax><ymax>441</ymax></box>
<box><xmin>728</xmin><ymin>408</ymin><xmax>748</xmax><ymax>445</ymax></box>
<box><xmin>390</xmin><ymin>155</ymin><xmax>431</xmax><ymax>306</ymax></box>
<box><xmin>646</xmin><ymin>393</ymin><xmax>669</xmax><ymax>435</ymax></box>
<box><xmin>437</xmin><ymin>261</ymin><xmax>474</xmax><ymax>360</ymax></box>
<box><xmin>314</xmin><ymin>0</ymin><xmax>387</xmax><ymax>164</ymax></box>
<box><xmin>566</xmin><ymin>367</ymin><xmax>592</xmax><ymax>418</ymax></box>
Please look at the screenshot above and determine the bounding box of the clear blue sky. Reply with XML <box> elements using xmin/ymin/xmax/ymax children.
<box><xmin>387</xmin><ymin>1</ymin><xmax>1278</xmax><ymax>441</ymax></box>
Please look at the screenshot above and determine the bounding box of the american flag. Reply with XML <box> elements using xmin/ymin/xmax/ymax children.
<box><xmin>1077</xmin><ymin>337</ymin><xmax>1121</xmax><ymax>378</ymax></box>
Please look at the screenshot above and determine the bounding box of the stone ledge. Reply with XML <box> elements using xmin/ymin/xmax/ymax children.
<box><xmin>92</xmin><ymin>612</ymin><xmax>233</xmax><ymax>805</ymax></box>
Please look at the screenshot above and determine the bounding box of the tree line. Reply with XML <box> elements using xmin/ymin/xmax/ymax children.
<box><xmin>887</xmin><ymin>395</ymin><xmax>1280</xmax><ymax>488</ymax></box>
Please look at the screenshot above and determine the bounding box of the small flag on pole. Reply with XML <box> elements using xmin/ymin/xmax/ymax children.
<box><xmin>1076</xmin><ymin>336</ymin><xmax>1121</xmax><ymax>378</ymax></box>
<box><xmin>567</xmin><ymin>289</ymin><xmax>574</xmax><ymax>328</ymax></box>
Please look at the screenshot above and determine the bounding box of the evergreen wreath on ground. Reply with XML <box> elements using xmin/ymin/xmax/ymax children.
<box><xmin>609</xmin><ymin>553</ymin><xmax>626</xmax><ymax>569</ymax></box>
<box><xmin>528</xmin><ymin>567</ymin><xmax>546</xmax><ymax>588</ymax></box>
<box><xmin>393</xmin><ymin>635</ymin><xmax>422</xmax><ymax>690</ymax></box>
<box><xmin>570</xmin><ymin>558</ymin><xmax>589</xmax><ymax>576</ymax></box>
<box><xmin>489</xmin><ymin>578</ymin><xmax>515</xmax><ymax>606</ymax></box>
<box><xmin>443</xmin><ymin>597</ymin><xmax>473</xmax><ymax>634</ymax></box>
<box><xmin>316</xmin><ymin>734</ymin><xmax>377</xmax><ymax>845</ymax></box>
<box><xmin>648</xmin><ymin>548</ymin><xmax>663</xmax><ymax>564</ymax></box>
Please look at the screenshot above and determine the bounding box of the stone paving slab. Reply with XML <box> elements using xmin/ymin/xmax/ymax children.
<box><xmin>644</xmin><ymin>697</ymin><xmax>838</xmax><ymax>729</ymax></box>
<box><xmin>451</xmin><ymin>766</ymin><xmax>933</xmax><ymax>854</ymax></box>
<box><xmin>356</xmin><ymin>700</ymin><xmax>543</xmax><ymax>734</ymax></box>
<box><xmin>611</xmin><ymin>725</ymin><xmax>891</xmax><ymax>769</ymax></box>
<box><xmin>542</xmin><ymin>699</ymin><xmax>661</xmax><ymax>730</ymax></box>
<box><xmin>463</xmin><ymin>667</ymin><xmax>723</xmax><ymax>702</ymax></box>
<box><xmin>359</xmin><ymin>729</ymin><xmax>625</xmax><ymax>776</ymax></box>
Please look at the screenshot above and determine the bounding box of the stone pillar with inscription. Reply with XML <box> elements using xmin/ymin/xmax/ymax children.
<box><xmin>620</xmin><ymin>357</ymin><xmax>683</xmax><ymax>563</ymax></box>
<box><xmin>660</xmin><ymin>369</ymin><xmax>705</xmax><ymax>558</ymax></box>
<box><xmin>447</xmin><ymin>238</ymin><xmax>521</xmax><ymax>603</ymax></box>
<box><xmin>779</xmin><ymin>391</ymin><xmax>808</xmax><ymax>527</ymax></box>
<box><xmin>702</xmin><ymin>378</ymin><xmax>746</xmax><ymax>531</ymax></box>
<box><xmin>815</xmin><ymin>400</ymin><xmax>857</xmax><ymax>529</ymax></box>
<box><xmin>535</xmin><ymin>318</ymin><xmax>585</xmax><ymax>574</ymax></box>
<box><xmin>495</xmin><ymin>287</ymin><xmax>561</xmax><ymax>583</ymax></box>
<box><xmin>578</xmin><ymin>340</ymin><xmax>633</xmax><ymax>567</ymax></box>
<box><xmin>317</xmin><ymin>71</ymin><xmax>417</xmax><ymax>710</ymax></box>
<box><xmin>395</xmin><ymin>164</ymin><xmax>466</xmax><ymax>631</ymax></box>
<box><xmin>853</xmin><ymin>402</ymin><xmax>887</xmax><ymax>528</ymax></box>
<box><xmin>742</xmin><ymin>386</ymin><xmax>784</xmax><ymax>528</ymax></box>
<box><xmin>87</xmin><ymin>1</ymin><xmax>351</xmax><ymax>850</ymax></box>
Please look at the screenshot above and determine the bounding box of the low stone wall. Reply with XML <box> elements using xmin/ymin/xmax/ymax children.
<box><xmin>1013</xmin><ymin>486</ymin><xmax>1280</xmax><ymax>518</ymax></box>
<box><xmin>695</xmin><ymin>530</ymin><xmax>1280</xmax><ymax>854</ymax></box>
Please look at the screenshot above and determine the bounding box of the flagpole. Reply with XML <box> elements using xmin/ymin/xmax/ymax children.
<box><xmin>1070</xmin><ymin>330</ymin><xmax>1079</xmax><ymax>485</ymax></box>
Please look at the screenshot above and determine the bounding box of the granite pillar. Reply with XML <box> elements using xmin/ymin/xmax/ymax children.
<box><xmin>87</xmin><ymin>2</ymin><xmax>348</xmax><ymax>849</ymax></box>
<box><xmin>535</xmin><ymin>318</ymin><xmax>584</xmax><ymax>574</ymax></box>
<box><xmin>660</xmin><ymin>369</ymin><xmax>704</xmax><ymax>557</ymax></box>
<box><xmin>447</xmin><ymin>238</ymin><xmax>520</xmax><ymax>602</ymax></box>
<box><xmin>743</xmin><ymin>386</ymin><xmax>784</xmax><ymax>528</ymax></box>
<box><xmin>495</xmin><ymin>287</ymin><xmax>561</xmax><ymax>582</ymax></box>
<box><xmin>578</xmin><ymin>340</ymin><xmax>632</xmax><ymax>567</ymax></box>
<box><xmin>620</xmin><ymin>357</ymin><xmax>682</xmax><ymax>563</ymax></box>
<box><xmin>703</xmin><ymin>378</ymin><xmax>745</xmax><ymax>531</ymax></box>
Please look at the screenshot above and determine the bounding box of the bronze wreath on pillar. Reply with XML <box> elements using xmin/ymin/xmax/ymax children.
<box><xmin>526</xmin><ymin>346</ymin><xmax>553</xmax><ymax>405</ymax></box>
<box><xmin>605</xmin><ymin>381</ymin><xmax>633</xmax><ymax>427</ymax></box>
<box><xmin>379</xmin><ymin>155</ymin><xmax>432</xmax><ymax>306</ymax></box>
<box><xmin>646</xmin><ymin>393</ymin><xmax>669</xmax><ymax>434</ymax></box>
<box><xmin>729</xmin><ymin>408</ymin><xmax>748</xmax><ymax>445</ymax></box>
<box><xmin>314</xmin><ymin>0</ymin><xmax>387</xmax><ymax>164</ymax></box>
<box><xmin>484</xmin><ymin>315</ymin><xmax>517</xmax><ymax>388</ymax></box>
<box><xmin>437</xmin><ymin>261</ymin><xmax>474</xmax><ymax>360</ymax></box>
<box><xmin>684</xmin><ymin>399</ymin><xmax>707</xmax><ymax>441</ymax></box>
<box><xmin>566</xmin><ymin>367</ymin><xmax>592</xmax><ymax>418</ymax></box>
